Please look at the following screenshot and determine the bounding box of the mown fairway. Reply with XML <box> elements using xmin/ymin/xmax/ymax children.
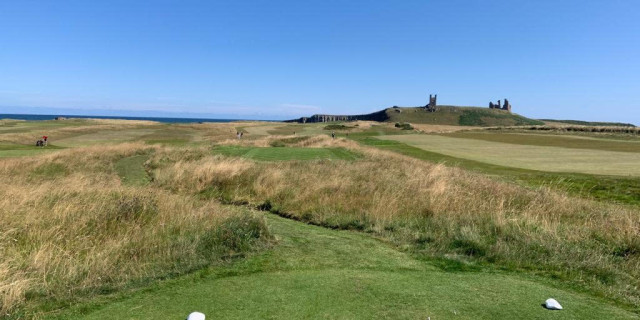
<box><xmin>379</xmin><ymin>134</ymin><xmax>640</xmax><ymax>176</ymax></box>
<box><xmin>442</xmin><ymin>131</ymin><xmax>640</xmax><ymax>153</ymax></box>
<box><xmin>53</xmin><ymin>128</ymin><xmax>156</xmax><ymax>147</ymax></box>
<box><xmin>69</xmin><ymin>215</ymin><xmax>637</xmax><ymax>320</ymax></box>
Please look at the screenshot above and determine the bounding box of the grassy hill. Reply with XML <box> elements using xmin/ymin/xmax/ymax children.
<box><xmin>287</xmin><ymin>106</ymin><xmax>544</xmax><ymax>127</ymax></box>
<box><xmin>386</xmin><ymin>106</ymin><xmax>544</xmax><ymax>126</ymax></box>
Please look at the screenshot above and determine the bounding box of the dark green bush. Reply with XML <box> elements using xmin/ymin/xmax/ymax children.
<box><xmin>198</xmin><ymin>213</ymin><xmax>270</xmax><ymax>258</ymax></box>
<box><xmin>269</xmin><ymin>140</ymin><xmax>286</xmax><ymax>147</ymax></box>
<box><xmin>394</xmin><ymin>122</ymin><xmax>413</xmax><ymax>130</ymax></box>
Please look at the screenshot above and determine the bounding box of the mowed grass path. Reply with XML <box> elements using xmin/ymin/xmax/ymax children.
<box><xmin>379</xmin><ymin>134</ymin><xmax>640</xmax><ymax>176</ymax></box>
<box><xmin>68</xmin><ymin>214</ymin><xmax>636</xmax><ymax>320</ymax></box>
<box><xmin>213</xmin><ymin>146</ymin><xmax>360</xmax><ymax>161</ymax></box>
<box><xmin>115</xmin><ymin>155</ymin><xmax>151</xmax><ymax>186</ymax></box>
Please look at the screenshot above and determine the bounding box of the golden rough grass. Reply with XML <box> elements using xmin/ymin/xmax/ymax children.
<box><xmin>0</xmin><ymin>143</ymin><xmax>269</xmax><ymax>315</ymax></box>
<box><xmin>217</xmin><ymin>134</ymin><xmax>359</xmax><ymax>149</ymax></box>
<box><xmin>151</xmin><ymin>135</ymin><xmax>640</xmax><ymax>306</ymax></box>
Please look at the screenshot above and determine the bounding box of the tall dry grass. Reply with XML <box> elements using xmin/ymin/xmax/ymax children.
<box><xmin>151</xmin><ymin>135</ymin><xmax>640</xmax><ymax>307</ymax></box>
<box><xmin>0</xmin><ymin>144</ymin><xmax>270</xmax><ymax>317</ymax></box>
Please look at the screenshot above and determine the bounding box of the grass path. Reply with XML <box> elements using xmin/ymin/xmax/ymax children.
<box><xmin>65</xmin><ymin>214</ymin><xmax>635</xmax><ymax>319</ymax></box>
<box><xmin>115</xmin><ymin>155</ymin><xmax>150</xmax><ymax>186</ymax></box>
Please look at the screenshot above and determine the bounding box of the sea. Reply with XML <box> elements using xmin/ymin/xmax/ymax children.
<box><xmin>0</xmin><ymin>114</ymin><xmax>242</xmax><ymax>123</ymax></box>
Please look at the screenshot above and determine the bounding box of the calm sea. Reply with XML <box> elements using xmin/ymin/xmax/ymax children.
<box><xmin>0</xmin><ymin>114</ymin><xmax>242</xmax><ymax>123</ymax></box>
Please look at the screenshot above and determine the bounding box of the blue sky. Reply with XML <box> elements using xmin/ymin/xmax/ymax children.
<box><xmin>1</xmin><ymin>0</ymin><xmax>639</xmax><ymax>122</ymax></box>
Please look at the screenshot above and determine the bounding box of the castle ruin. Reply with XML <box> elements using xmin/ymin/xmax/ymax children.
<box><xmin>425</xmin><ymin>94</ymin><xmax>437</xmax><ymax>112</ymax></box>
<box><xmin>287</xmin><ymin>94</ymin><xmax>516</xmax><ymax>123</ymax></box>
<box><xmin>489</xmin><ymin>98</ymin><xmax>511</xmax><ymax>112</ymax></box>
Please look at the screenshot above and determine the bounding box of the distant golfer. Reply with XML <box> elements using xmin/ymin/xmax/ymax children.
<box><xmin>331</xmin><ymin>131</ymin><xmax>335</xmax><ymax>139</ymax></box>
<box><xmin>42</xmin><ymin>135</ymin><xmax>48</xmax><ymax>146</ymax></box>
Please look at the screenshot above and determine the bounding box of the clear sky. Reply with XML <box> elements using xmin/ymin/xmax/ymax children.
<box><xmin>1</xmin><ymin>0</ymin><xmax>639</xmax><ymax>122</ymax></box>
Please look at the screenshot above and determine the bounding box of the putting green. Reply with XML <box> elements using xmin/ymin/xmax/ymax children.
<box><xmin>212</xmin><ymin>146</ymin><xmax>361</xmax><ymax>161</ymax></box>
<box><xmin>379</xmin><ymin>134</ymin><xmax>640</xmax><ymax>176</ymax></box>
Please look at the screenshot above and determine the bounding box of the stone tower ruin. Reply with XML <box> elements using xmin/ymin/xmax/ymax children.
<box><xmin>425</xmin><ymin>94</ymin><xmax>437</xmax><ymax>112</ymax></box>
<box><xmin>489</xmin><ymin>98</ymin><xmax>511</xmax><ymax>112</ymax></box>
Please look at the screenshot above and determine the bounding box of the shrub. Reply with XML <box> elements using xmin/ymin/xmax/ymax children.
<box><xmin>394</xmin><ymin>122</ymin><xmax>413</xmax><ymax>130</ymax></box>
<box><xmin>198</xmin><ymin>212</ymin><xmax>271</xmax><ymax>258</ymax></box>
<box><xmin>269</xmin><ymin>140</ymin><xmax>286</xmax><ymax>147</ymax></box>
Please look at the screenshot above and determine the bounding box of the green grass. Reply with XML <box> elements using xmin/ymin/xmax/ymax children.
<box><xmin>458</xmin><ymin>108</ymin><xmax>543</xmax><ymax>126</ymax></box>
<box><xmin>114</xmin><ymin>155</ymin><xmax>151</xmax><ymax>186</ymax></box>
<box><xmin>344</xmin><ymin>125</ymin><xmax>408</xmax><ymax>139</ymax></box>
<box><xmin>266</xmin><ymin>124</ymin><xmax>305</xmax><ymax>135</ymax></box>
<box><xmin>385</xmin><ymin>106</ymin><xmax>544</xmax><ymax>126</ymax></box>
<box><xmin>212</xmin><ymin>146</ymin><xmax>361</xmax><ymax>161</ymax></box>
<box><xmin>442</xmin><ymin>131</ymin><xmax>640</xmax><ymax>153</ymax></box>
<box><xmin>379</xmin><ymin>134</ymin><xmax>640</xmax><ymax>176</ymax></box>
<box><xmin>356</xmin><ymin>137</ymin><xmax>640</xmax><ymax>206</ymax></box>
<box><xmin>0</xmin><ymin>143</ymin><xmax>65</xmax><ymax>157</ymax></box>
<box><xmin>60</xmin><ymin>214</ymin><xmax>636</xmax><ymax>319</ymax></box>
<box><xmin>0</xmin><ymin>119</ymin><xmax>90</xmax><ymax>134</ymax></box>
<box><xmin>54</xmin><ymin>129</ymin><xmax>157</xmax><ymax>147</ymax></box>
<box><xmin>140</xmin><ymin>126</ymin><xmax>198</xmax><ymax>146</ymax></box>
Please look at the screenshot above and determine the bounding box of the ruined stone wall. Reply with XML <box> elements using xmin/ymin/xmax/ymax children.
<box><xmin>285</xmin><ymin>109</ymin><xmax>389</xmax><ymax>123</ymax></box>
